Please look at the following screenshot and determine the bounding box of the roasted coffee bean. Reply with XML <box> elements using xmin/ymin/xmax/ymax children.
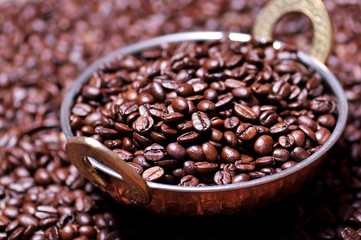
<box><xmin>202</xmin><ymin>142</ymin><xmax>219</xmax><ymax>163</ymax></box>
<box><xmin>254</xmin><ymin>156</ymin><xmax>275</xmax><ymax>168</ymax></box>
<box><xmin>172</xmin><ymin>97</ymin><xmax>189</xmax><ymax>113</ymax></box>
<box><xmin>215</xmin><ymin>93</ymin><xmax>233</xmax><ymax>108</ymax></box>
<box><xmin>176</xmin><ymin>83</ymin><xmax>195</xmax><ymax>97</ymax></box>
<box><xmin>234</xmin><ymin>103</ymin><xmax>258</xmax><ymax>121</ymax></box>
<box><xmin>273</xmin><ymin>148</ymin><xmax>290</xmax><ymax>163</ymax></box>
<box><xmin>236</xmin><ymin>123</ymin><xmax>258</xmax><ymax>142</ymax></box>
<box><xmin>291</xmin><ymin>147</ymin><xmax>310</xmax><ymax>162</ymax></box>
<box><xmin>132</xmin><ymin>116</ymin><xmax>154</xmax><ymax>133</ymax></box>
<box><xmin>298</xmin><ymin>115</ymin><xmax>318</xmax><ymax>131</ymax></box>
<box><xmin>214</xmin><ymin>171</ymin><xmax>232</xmax><ymax>185</ymax></box>
<box><xmin>221</xmin><ymin>146</ymin><xmax>240</xmax><ymax>163</ymax></box>
<box><xmin>210</xmin><ymin>128</ymin><xmax>223</xmax><ymax>142</ymax></box>
<box><xmin>278</xmin><ymin>134</ymin><xmax>296</xmax><ymax>149</ymax></box>
<box><xmin>317</xmin><ymin>114</ymin><xmax>336</xmax><ymax>128</ymax></box>
<box><xmin>177</xmin><ymin>131</ymin><xmax>200</xmax><ymax>145</ymax></box>
<box><xmin>232</xmin><ymin>87</ymin><xmax>252</xmax><ymax>99</ymax></box>
<box><xmin>299</xmin><ymin>124</ymin><xmax>317</xmax><ymax>142</ymax></box>
<box><xmin>290</xmin><ymin>130</ymin><xmax>306</xmax><ymax>147</ymax></box>
<box><xmin>203</xmin><ymin>88</ymin><xmax>218</xmax><ymax>101</ymax></box>
<box><xmin>144</xmin><ymin>144</ymin><xmax>165</xmax><ymax>162</ymax></box>
<box><xmin>191</xmin><ymin>111</ymin><xmax>211</xmax><ymax>132</ymax></box>
<box><xmin>142</xmin><ymin>166</ymin><xmax>164</xmax><ymax>182</ymax></box>
<box><xmin>315</xmin><ymin>127</ymin><xmax>332</xmax><ymax>145</ymax></box>
<box><xmin>60</xmin><ymin>225</ymin><xmax>77</xmax><ymax>240</ymax></box>
<box><xmin>72</xmin><ymin>103</ymin><xmax>93</xmax><ymax>117</ymax></box>
<box><xmin>235</xmin><ymin>162</ymin><xmax>256</xmax><ymax>172</ymax></box>
<box><xmin>232</xmin><ymin>174</ymin><xmax>250</xmax><ymax>183</ymax></box>
<box><xmin>179</xmin><ymin>175</ymin><xmax>199</xmax><ymax>186</ymax></box>
<box><xmin>259</xmin><ymin>110</ymin><xmax>278</xmax><ymax>127</ymax></box>
<box><xmin>224</xmin><ymin>116</ymin><xmax>240</xmax><ymax>130</ymax></box>
<box><xmin>195</xmin><ymin>162</ymin><xmax>218</xmax><ymax>175</ymax></box>
<box><xmin>224</xmin><ymin>131</ymin><xmax>238</xmax><ymax>148</ymax></box>
<box><xmin>157</xmin><ymin>159</ymin><xmax>178</xmax><ymax>169</ymax></box>
<box><xmin>161</xmin><ymin>112</ymin><xmax>184</xmax><ymax>125</ymax></box>
<box><xmin>183</xmin><ymin>161</ymin><xmax>197</xmax><ymax>175</ymax></box>
<box><xmin>281</xmin><ymin>161</ymin><xmax>298</xmax><ymax>170</ymax></box>
<box><xmin>254</xmin><ymin>135</ymin><xmax>275</xmax><ymax>156</ymax></box>
<box><xmin>310</xmin><ymin>96</ymin><xmax>336</xmax><ymax>114</ymax></box>
<box><xmin>270</xmin><ymin>122</ymin><xmax>289</xmax><ymax>135</ymax></box>
<box><xmin>166</xmin><ymin>142</ymin><xmax>186</xmax><ymax>160</ymax></box>
<box><xmin>196</xmin><ymin>100</ymin><xmax>216</xmax><ymax>113</ymax></box>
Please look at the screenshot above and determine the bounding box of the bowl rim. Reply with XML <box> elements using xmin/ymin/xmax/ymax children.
<box><xmin>60</xmin><ymin>31</ymin><xmax>348</xmax><ymax>193</ymax></box>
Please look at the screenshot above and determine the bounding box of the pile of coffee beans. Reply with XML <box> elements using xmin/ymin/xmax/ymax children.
<box><xmin>0</xmin><ymin>0</ymin><xmax>361</xmax><ymax>239</ymax></box>
<box><xmin>71</xmin><ymin>37</ymin><xmax>338</xmax><ymax>186</ymax></box>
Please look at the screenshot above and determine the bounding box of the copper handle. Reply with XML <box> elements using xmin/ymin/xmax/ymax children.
<box><xmin>65</xmin><ymin>136</ymin><xmax>151</xmax><ymax>206</ymax></box>
<box><xmin>252</xmin><ymin>0</ymin><xmax>333</xmax><ymax>63</ymax></box>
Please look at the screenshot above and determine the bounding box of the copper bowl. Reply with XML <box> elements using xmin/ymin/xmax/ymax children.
<box><xmin>60</xmin><ymin>0</ymin><xmax>348</xmax><ymax>216</ymax></box>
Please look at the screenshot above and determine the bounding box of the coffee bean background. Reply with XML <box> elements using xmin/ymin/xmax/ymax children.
<box><xmin>0</xmin><ymin>0</ymin><xmax>360</xmax><ymax>239</ymax></box>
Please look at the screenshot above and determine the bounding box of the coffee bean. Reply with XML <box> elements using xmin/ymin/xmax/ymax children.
<box><xmin>316</xmin><ymin>127</ymin><xmax>332</xmax><ymax>145</ymax></box>
<box><xmin>166</xmin><ymin>142</ymin><xmax>186</xmax><ymax>160</ymax></box>
<box><xmin>0</xmin><ymin>215</ymin><xmax>10</xmax><ymax>230</ymax></box>
<box><xmin>177</xmin><ymin>131</ymin><xmax>200</xmax><ymax>145</ymax></box>
<box><xmin>291</xmin><ymin>147</ymin><xmax>310</xmax><ymax>162</ymax></box>
<box><xmin>142</xmin><ymin>166</ymin><xmax>164</xmax><ymax>182</ymax></box>
<box><xmin>254</xmin><ymin>135</ymin><xmax>275</xmax><ymax>156</ymax></box>
<box><xmin>298</xmin><ymin>115</ymin><xmax>318</xmax><ymax>131</ymax></box>
<box><xmin>18</xmin><ymin>214</ymin><xmax>39</xmax><ymax>228</ymax></box>
<box><xmin>234</xmin><ymin>103</ymin><xmax>258</xmax><ymax>121</ymax></box>
<box><xmin>191</xmin><ymin>111</ymin><xmax>211</xmax><ymax>132</ymax></box>
<box><xmin>60</xmin><ymin>225</ymin><xmax>77</xmax><ymax>240</ymax></box>
<box><xmin>186</xmin><ymin>145</ymin><xmax>205</xmax><ymax>162</ymax></box>
<box><xmin>195</xmin><ymin>162</ymin><xmax>218</xmax><ymax>175</ymax></box>
<box><xmin>132</xmin><ymin>116</ymin><xmax>154</xmax><ymax>133</ymax></box>
<box><xmin>144</xmin><ymin>144</ymin><xmax>165</xmax><ymax>162</ymax></box>
<box><xmin>259</xmin><ymin>110</ymin><xmax>278</xmax><ymax>127</ymax></box>
<box><xmin>232</xmin><ymin>174</ymin><xmax>250</xmax><ymax>183</ymax></box>
<box><xmin>273</xmin><ymin>148</ymin><xmax>290</xmax><ymax>163</ymax></box>
<box><xmin>215</xmin><ymin>93</ymin><xmax>233</xmax><ymax>108</ymax></box>
<box><xmin>290</xmin><ymin>130</ymin><xmax>306</xmax><ymax>147</ymax></box>
<box><xmin>270</xmin><ymin>123</ymin><xmax>289</xmax><ymax>135</ymax></box>
<box><xmin>317</xmin><ymin>114</ymin><xmax>336</xmax><ymax>128</ymax></box>
<box><xmin>232</xmin><ymin>87</ymin><xmax>252</xmax><ymax>99</ymax></box>
<box><xmin>281</xmin><ymin>161</ymin><xmax>298</xmax><ymax>170</ymax></box>
<box><xmin>172</xmin><ymin>96</ymin><xmax>189</xmax><ymax>113</ymax></box>
<box><xmin>176</xmin><ymin>83</ymin><xmax>195</xmax><ymax>97</ymax></box>
<box><xmin>203</xmin><ymin>88</ymin><xmax>218</xmax><ymax>101</ymax></box>
<box><xmin>310</xmin><ymin>96</ymin><xmax>336</xmax><ymax>114</ymax></box>
<box><xmin>202</xmin><ymin>142</ymin><xmax>219</xmax><ymax>163</ymax></box>
<box><xmin>236</xmin><ymin>123</ymin><xmax>258</xmax><ymax>142</ymax></box>
<box><xmin>196</xmin><ymin>100</ymin><xmax>216</xmax><ymax>113</ymax></box>
<box><xmin>224</xmin><ymin>131</ymin><xmax>238</xmax><ymax>148</ymax></box>
<box><xmin>278</xmin><ymin>134</ymin><xmax>296</xmax><ymax>149</ymax></box>
<box><xmin>221</xmin><ymin>146</ymin><xmax>240</xmax><ymax>163</ymax></box>
<box><xmin>179</xmin><ymin>175</ymin><xmax>199</xmax><ymax>186</ymax></box>
<box><xmin>224</xmin><ymin>116</ymin><xmax>240</xmax><ymax>130</ymax></box>
<box><xmin>254</xmin><ymin>156</ymin><xmax>275</xmax><ymax>168</ymax></box>
<box><xmin>214</xmin><ymin>171</ymin><xmax>232</xmax><ymax>185</ymax></box>
<box><xmin>78</xmin><ymin>225</ymin><xmax>97</xmax><ymax>238</ymax></box>
<box><xmin>72</xmin><ymin>103</ymin><xmax>93</xmax><ymax>117</ymax></box>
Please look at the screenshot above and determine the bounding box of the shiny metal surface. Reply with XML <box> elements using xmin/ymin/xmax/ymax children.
<box><xmin>253</xmin><ymin>0</ymin><xmax>333</xmax><ymax>63</ymax></box>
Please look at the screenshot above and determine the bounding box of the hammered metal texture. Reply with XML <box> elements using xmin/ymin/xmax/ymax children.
<box><xmin>112</xmin><ymin>155</ymin><xmax>326</xmax><ymax>216</ymax></box>
<box><xmin>252</xmin><ymin>0</ymin><xmax>333</xmax><ymax>63</ymax></box>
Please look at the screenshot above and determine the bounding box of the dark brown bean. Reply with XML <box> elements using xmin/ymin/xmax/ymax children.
<box><xmin>142</xmin><ymin>166</ymin><xmax>164</xmax><ymax>182</ymax></box>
